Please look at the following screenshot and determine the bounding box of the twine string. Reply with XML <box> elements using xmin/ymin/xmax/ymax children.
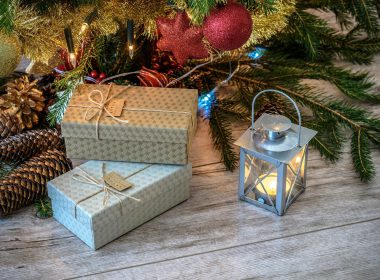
<box><xmin>68</xmin><ymin>85</ymin><xmax>194</xmax><ymax>139</ymax></box>
<box><xmin>72</xmin><ymin>163</ymin><xmax>144</xmax><ymax>218</ymax></box>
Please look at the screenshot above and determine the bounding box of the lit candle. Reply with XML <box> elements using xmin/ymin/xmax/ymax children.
<box><xmin>255</xmin><ymin>173</ymin><xmax>291</xmax><ymax>205</ymax></box>
<box><xmin>64</xmin><ymin>27</ymin><xmax>76</xmax><ymax>67</ymax></box>
<box><xmin>80</xmin><ymin>9</ymin><xmax>98</xmax><ymax>35</ymax></box>
<box><xmin>127</xmin><ymin>20</ymin><xmax>134</xmax><ymax>59</ymax></box>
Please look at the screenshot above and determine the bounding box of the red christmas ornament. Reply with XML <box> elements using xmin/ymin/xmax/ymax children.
<box><xmin>203</xmin><ymin>2</ymin><xmax>253</xmax><ymax>51</ymax></box>
<box><xmin>156</xmin><ymin>12</ymin><xmax>209</xmax><ymax>65</ymax></box>
<box><xmin>138</xmin><ymin>67</ymin><xmax>169</xmax><ymax>87</ymax></box>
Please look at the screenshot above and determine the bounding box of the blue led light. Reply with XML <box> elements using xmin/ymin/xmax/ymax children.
<box><xmin>198</xmin><ymin>90</ymin><xmax>216</xmax><ymax>116</ymax></box>
<box><xmin>248</xmin><ymin>47</ymin><xmax>266</xmax><ymax>60</ymax></box>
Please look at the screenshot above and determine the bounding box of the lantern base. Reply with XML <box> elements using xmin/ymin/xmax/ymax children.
<box><xmin>240</xmin><ymin>187</ymin><xmax>306</xmax><ymax>216</ymax></box>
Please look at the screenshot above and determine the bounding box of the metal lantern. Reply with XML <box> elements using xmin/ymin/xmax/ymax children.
<box><xmin>234</xmin><ymin>89</ymin><xmax>317</xmax><ymax>215</ymax></box>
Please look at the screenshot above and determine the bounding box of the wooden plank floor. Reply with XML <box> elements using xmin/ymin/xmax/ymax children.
<box><xmin>1</xmin><ymin>34</ymin><xmax>380</xmax><ymax>280</ymax></box>
<box><xmin>1</xmin><ymin>108</ymin><xmax>379</xmax><ymax>280</ymax></box>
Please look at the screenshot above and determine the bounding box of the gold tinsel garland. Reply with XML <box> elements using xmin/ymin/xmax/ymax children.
<box><xmin>244</xmin><ymin>0</ymin><xmax>296</xmax><ymax>47</ymax></box>
<box><xmin>12</xmin><ymin>2</ymin><xmax>61</xmax><ymax>63</ymax></box>
<box><xmin>7</xmin><ymin>0</ymin><xmax>167</xmax><ymax>63</ymax></box>
<box><xmin>5</xmin><ymin>0</ymin><xmax>294</xmax><ymax>64</ymax></box>
<box><xmin>0</xmin><ymin>33</ymin><xmax>21</xmax><ymax>77</ymax></box>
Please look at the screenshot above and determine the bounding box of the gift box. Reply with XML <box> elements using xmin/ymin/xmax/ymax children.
<box><xmin>47</xmin><ymin>160</ymin><xmax>191</xmax><ymax>250</ymax></box>
<box><xmin>61</xmin><ymin>84</ymin><xmax>198</xmax><ymax>164</ymax></box>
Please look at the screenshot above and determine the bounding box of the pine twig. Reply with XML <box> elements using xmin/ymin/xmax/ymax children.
<box><xmin>208</xmin><ymin>103</ymin><xmax>239</xmax><ymax>171</ymax></box>
<box><xmin>35</xmin><ymin>197</ymin><xmax>52</xmax><ymax>218</ymax></box>
<box><xmin>206</xmin><ymin>66</ymin><xmax>380</xmax><ymax>181</ymax></box>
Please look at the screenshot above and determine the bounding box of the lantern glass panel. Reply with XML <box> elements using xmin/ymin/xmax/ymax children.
<box><xmin>285</xmin><ymin>147</ymin><xmax>306</xmax><ymax>205</ymax></box>
<box><xmin>244</xmin><ymin>153</ymin><xmax>278</xmax><ymax>209</ymax></box>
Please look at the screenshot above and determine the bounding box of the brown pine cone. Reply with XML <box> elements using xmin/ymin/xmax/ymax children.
<box><xmin>0</xmin><ymin>111</ymin><xmax>22</xmax><ymax>139</ymax></box>
<box><xmin>0</xmin><ymin>149</ymin><xmax>72</xmax><ymax>216</ymax></box>
<box><xmin>0</xmin><ymin>129</ymin><xmax>63</xmax><ymax>164</ymax></box>
<box><xmin>0</xmin><ymin>75</ymin><xmax>45</xmax><ymax>129</ymax></box>
<box><xmin>254</xmin><ymin>102</ymin><xmax>286</xmax><ymax>119</ymax></box>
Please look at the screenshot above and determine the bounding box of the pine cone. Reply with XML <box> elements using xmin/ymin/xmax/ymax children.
<box><xmin>0</xmin><ymin>149</ymin><xmax>72</xmax><ymax>216</ymax></box>
<box><xmin>0</xmin><ymin>111</ymin><xmax>22</xmax><ymax>139</ymax></box>
<box><xmin>0</xmin><ymin>129</ymin><xmax>63</xmax><ymax>164</ymax></box>
<box><xmin>254</xmin><ymin>102</ymin><xmax>286</xmax><ymax>119</ymax></box>
<box><xmin>0</xmin><ymin>75</ymin><xmax>45</xmax><ymax>129</ymax></box>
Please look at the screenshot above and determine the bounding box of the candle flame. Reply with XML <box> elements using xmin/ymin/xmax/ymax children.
<box><xmin>255</xmin><ymin>173</ymin><xmax>291</xmax><ymax>196</ymax></box>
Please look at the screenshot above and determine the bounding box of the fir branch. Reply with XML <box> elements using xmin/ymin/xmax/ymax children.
<box><xmin>298</xmin><ymin>0</ymin><xmax>380</xmax><ymax>36</ymax></box>
<box><xmin>206</xmin><ymin>66</ymin><xmax>380</xmax><ymax>180</ymax></box>
<box><xmin>35</xmin><ymin>197</ymin><xmax>52</xmax><ymax>218</ymax></box>
<box><xmin>186</xmin><ymin>0</ymin><xmax>220</xmax><ymax>24</ymax></box>
<box><xmin>208</xmin><ymin>102</ymin><xmax>239</xmax><ymax>171</ymax></box>
<box><xmin>257</xmin><ymin>59</ymin><xmax>380</xmax><ymax>102</ymax></box>
<box><xmin>351</xmin><ymin>129</ymin><xmax>375</xmax><ymax>182</ymax></box>
<box><xmin>305</xmin><ymin>120</ymin><xmax>345</xmax><ymax>162</ymax></box>
<box><xmin>47</xmin><ymin>84</ymin><xmax>76</xmax><ymax>126</ymax></box>
<box><xmin>0</xmin><ymin>0</ymin><xmax>15</xmax><ymax>33</ymax></box>
<box><xmin>48</xmin><ymin>40</ymin><xmax>96</xmax><ymax>125</ymax></box>
<box><xmin>272</xmin><ymin>10</ymin><xmax>380</xmax><ymax>64</ymax></box>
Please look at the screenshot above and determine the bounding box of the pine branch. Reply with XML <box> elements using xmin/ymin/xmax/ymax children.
<box><xmin>47</xmin><ymin>84</ymin><xmax>76</xmax><ymax>126</ymax></box>
<box><xmin>0</xmin><ymin>0</ymin><xmax>15</xmax><ymax>33</ymax></box>
<box><xmin>35</xmin><ymin>197</ymin><xmax>52</xmax><ymax>218</ymax></box>
<box><xmin>48</xmin><ymin>40</ymin><xmax>96</xmax><ymax>125</ymax></box>
<box><xmin>351</xmin><ymin>129</ymin><xmax>375</xmax><ymax>182</ymax></box>
<box><xmin>208</xmin><ymin>102</ymin><xmax>239</xmax><ymax>171</ymax></box>
<box><xmin>298</xmin><ymin>0</ymin><xmax>380</xmax><ymax>36</ymax></box>
<box><xmin>184</xmin><ymin>0</ymin><xmax>220</xmax><ymax>24</ymax></box>
<box><xmin>206</xmin><ymin>66</ymin><xmax>380</xmax><ymax>181</ymax></box>
<box><xmin>255</xmin><ymin>58</ymin><xmax>380</xmax><ymax>102</ymax></box>
<box><xmin>272</xmin><ymin>10</ymin><xmax>380</xmax><ymax>64</ymax></box>
<box><xmin>305</xmin><ymin>120</ymin><xmax>345</xmax><ymax>162</ymax></box>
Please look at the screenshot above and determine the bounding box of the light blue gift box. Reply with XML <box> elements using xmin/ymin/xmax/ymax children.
<box><xmin>48</xmin><ymin>160</ymin><xmax>191</xmax><ymax>250</ymax></box>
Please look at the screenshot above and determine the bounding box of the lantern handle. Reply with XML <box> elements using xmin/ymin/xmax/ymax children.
<box><xmin>251</xmin><ymin>89</ymin><xmax>302</xmax><ymax>147</ymax></box>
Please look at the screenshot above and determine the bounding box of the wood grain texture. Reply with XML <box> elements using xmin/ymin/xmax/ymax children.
<box><xmin>77</xmin><ymin>219</ymin><xmax>380</xmax><ymax>280</ymax></box>
<box><xmin>0</xmin><ymin>119</ymin><xmax>379</xmax><ymax>279</ymax></box>
<box><xmin>1</xmin><ymin>17</ymin><xmax>380</xmax><ymax>279</ymax></box>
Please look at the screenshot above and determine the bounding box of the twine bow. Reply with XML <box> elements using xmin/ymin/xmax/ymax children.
<box><xmin>82</xmin><ymin>85</ymin><xmax>130</xmax><ymax>139</ymax></box>
<box><xmin>72</xmin><ymin>162</ymin><xmax>142</xmax><ymax>218</ymax></box>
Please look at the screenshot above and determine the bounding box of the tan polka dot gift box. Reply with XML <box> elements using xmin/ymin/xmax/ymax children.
<box><xmin>61</xmin><ymin>84</ymin><xmax>198</xmax><ymax>164</ymax></box>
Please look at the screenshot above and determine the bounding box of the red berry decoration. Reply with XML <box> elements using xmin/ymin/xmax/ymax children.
<box><xmin>90</xmin><ymin>70</ymin><xmax>99</xmax><ymax>79</ymax></box>
<box><xmin>138</xmin><ymin>67</ymin><xmax>169</xmax><ymax>87</ymax></box>
<box><xmin>156</xmin><ymin>12</ymin><xmax>209</xmax><ymax>65</ymax></box>
<box><xmin>56</xmin><ymin>64</ymin><xmax>66</xmax><ymax>72</ymax></box>
<box><xmin>204</xmin><ymin>2</ymin><xmax>253</xmax><ymax>51</ymax></box>
<box><xmin>99</xmin><ymin>72</ymin><xmax>107</xmax><ymax>80</ymax></box>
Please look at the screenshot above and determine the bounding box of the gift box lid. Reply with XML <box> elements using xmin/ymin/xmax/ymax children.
<box><xmin>61</xmin><ymin>84</ymin><xmax>198</xmax><ymax>144</ymax></box>
<box><xmin>47</xmin><ymin>161</ymin><xmax>192</xmax><ymax>228</ymax></box>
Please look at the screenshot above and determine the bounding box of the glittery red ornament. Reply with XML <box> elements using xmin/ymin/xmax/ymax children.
<box><xmin>138</xmin><ymin>67</ymin><xmax>169</xmax><ymax>87</ymax></box>
<box><xmin>156</xmin><ymin>12</ymin><xmax>209</xmax><ymax>65</ymax></box>
<box><xmin>204</xmin><ymin>2</ymin><xmax>253</xmax><ymax>51</ymax></box>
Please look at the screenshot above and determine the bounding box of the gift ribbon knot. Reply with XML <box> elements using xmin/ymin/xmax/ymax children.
<box><xmin>83</xmin><ymin>85</ymin><xmax>130</xmax><ymax>139</ymax></box>
<box><xmin>68</xmin><ymin>84</ymin><xmax>194</xmax><ymax>140</ymax></box>
<box><xmin>71</xmin><ymin>163</ymin><xmax>151</xmax><ymax>219</ymax></box>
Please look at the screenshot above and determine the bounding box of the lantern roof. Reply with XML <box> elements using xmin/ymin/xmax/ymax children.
<box><xmin>234</xmin><ymin>113</ymin><xmax>317</xmax><ymax>164</ymax></box>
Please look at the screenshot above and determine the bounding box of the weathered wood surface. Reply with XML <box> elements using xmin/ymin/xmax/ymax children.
<box><xmin>1</xmin><ymin>114</ymin><xmax>379</xmax><ymax>279</ymax></box>
<box><xmin>1</xmin><ymin>24</ymin><xmax>380</xmax><ymax>280</ymax></box>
